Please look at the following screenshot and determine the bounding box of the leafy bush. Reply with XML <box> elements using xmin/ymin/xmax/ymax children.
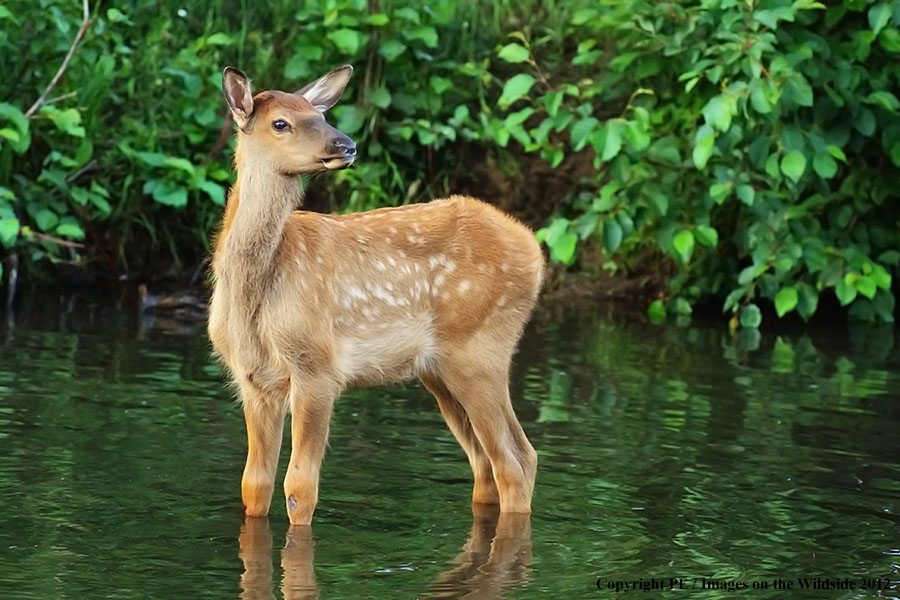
<box><xmin>1</xmin><ymin>0</ymin><xmax>897</xmax><ymax>328</ymax></box>
<box><xmin>499</xmin><ymin>0</ymin><xmax>900</xmax><ymax>325</ymax></box>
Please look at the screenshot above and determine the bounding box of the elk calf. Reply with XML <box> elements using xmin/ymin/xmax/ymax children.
<box><xmin>209</xmin><ymin>65</ymin><xmax>544</xmax><ymax>525</ymax></box>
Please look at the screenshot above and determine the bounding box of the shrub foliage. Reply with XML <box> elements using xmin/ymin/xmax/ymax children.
<box><xmin>1</xmin><ymin>0</ymin><xmax>898</xmax><ymax>326</ymax></box>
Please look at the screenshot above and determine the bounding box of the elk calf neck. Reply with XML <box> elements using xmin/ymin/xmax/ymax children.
<box><xmin>209</xmin><ymin>65</ymin><xmax>544</xmax><ymax>525</ymax></box>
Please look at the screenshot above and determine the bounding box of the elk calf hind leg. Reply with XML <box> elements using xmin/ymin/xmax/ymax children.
<box><xmin>442</xmin><ymin>370</ymin><xmax>537</xmax><ymax>514</ymax></box>
<box><xmin>420</xmin><ymin>373</ymin><xmax>500</xmax><ymax>505</ymax></box>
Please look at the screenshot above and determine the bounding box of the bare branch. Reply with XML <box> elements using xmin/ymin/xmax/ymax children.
<box><xmin>25</xmin><ymin>0</ymin><xmax>91</xmax><ymax>118</ymax></box>
<box><xmin>66</xmin><ymin>159</ymin><xmax>98</xmax><ymax>183</ymax></box>
<box><xmin>30</xmin><ymin>232</ymin><xmax>86</xmax><ymax>249</ymax></box>
<box><xmin>44</xmin><ymin>91</ymin><xmax>78</xmax><ymax>106</ymax></box>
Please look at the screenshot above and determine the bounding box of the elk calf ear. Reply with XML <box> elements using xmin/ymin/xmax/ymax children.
<box><xmin>223</xmin><ymin>67</ymin><xmax>254</xmax><ymax>128</ymax></box>
<box><xmin>295</xmin><ymin>65</ymin><xmax>353</xmax><ymax>112</ymax></box>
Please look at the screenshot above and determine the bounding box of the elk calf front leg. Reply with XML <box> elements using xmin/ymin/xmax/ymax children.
<box><xmin>284</xmin><ymin>377</ymin><xmax>340</xmax><ymax>525</ymax></box>
<box><xmin>241</xmin><ymin>386</ymin><xmax>288</xmax><ymax>517</ymax></box>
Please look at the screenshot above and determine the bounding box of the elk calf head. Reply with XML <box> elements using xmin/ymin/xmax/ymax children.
<box><xmin>222</xmin><ymin>66</ymin><xmax>357</xmax><ymax>175</ymax></box>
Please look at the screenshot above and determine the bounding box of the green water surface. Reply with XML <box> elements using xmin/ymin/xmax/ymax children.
<box><xmin>0</xmin><ymin>295</ymin><xmax>898</xmax><ymax>599</ymax></box>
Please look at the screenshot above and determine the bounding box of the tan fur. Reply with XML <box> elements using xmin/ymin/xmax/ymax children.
<box><xmin>210</xmin><ymin>67</ymin><xmax>544</xmax><ymax>525</ymax></box>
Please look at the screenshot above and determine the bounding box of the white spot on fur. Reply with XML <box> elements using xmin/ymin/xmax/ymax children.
<box><xmin>458</xmin><ymin>280</ymin><xmax>471</xmax><ymax>294</ymax></box>
<box><xmin>497</xmin><ymin>296</ymin><xmax>508</xmax><ymax>307</ymax></box>
<box><xmin>434</xmin><ymin>273</ymin><xmax>446</xmax><ymax>288</ymax></box>
<box><xmin>375</xmin><ymin>260</ymin><xmax>386</xmax><ymax>272</ymax></box>
<box><xmin>346</xmin><ymin>284</ymin><xmax>368</xmax><ymax>302</ymax></box>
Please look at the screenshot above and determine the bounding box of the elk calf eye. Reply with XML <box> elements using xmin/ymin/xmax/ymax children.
<box><xmin>273</xmin><ymin>120</ymin><xmax>290</xmax><ymax>132</ymax></box>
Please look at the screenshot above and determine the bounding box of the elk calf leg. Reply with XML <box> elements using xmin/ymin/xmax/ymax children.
<box><xmin>241</xmin><ymin>390</ymin><xmax>287</xmax><ymax>517</ymax></box>
<box><xmin>444</xmin><ymin>372</ymin><xmax>536</xmax><ymax>514</ymax></box>
<box><xmin>284</xmin><ymin>379</ymin><xmax>339</xmax><ymax>525</ymax></box>
<box><xmin>421</xmin><ymin>373</ymin><xmax>500</xmax><ymax>505</ymax></box>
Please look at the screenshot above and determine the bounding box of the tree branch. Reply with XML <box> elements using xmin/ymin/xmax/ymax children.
<box><xmin>24</xmin><ymin>0</ymin><xmax>91</xmax><ymax>118</ymax></box>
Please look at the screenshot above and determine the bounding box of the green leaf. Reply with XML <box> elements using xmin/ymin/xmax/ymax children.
<box><xmin>334</xmin><ymin>105</ymin><xmax>367</xmax><ymax>134</ymax></box>
<box><xmin>827</xmin><ymin>145</ymin><xmax>847</xmax><ymax>162</ymax></box>
<box><xmin>872</xmin><ymin>264</ymin><xmax>892</xmax><ymax>290</ymax></box>
<box><xmin>703</xmin><ymin>95</ymin><xmax>733</xmax><ymax>132</ymax></box>
<box><xmin>856</xmin><ymin>275</ymin><xmax>877</xmax><ymax>299</ymax></box>
<box><xmin>740</xmin><ymin>303</ymin><xmax>762</xmax><ymax>328</ymax></box>
<box><xmin>750</xmin><ymin>86</ymin><xmax>773</xmax><ymax>114</ymax></box>
<box><xmin>551</xmin><ymin>231</ymin><xmax>577</xmax><ymax>265</ymax></box>
<box><xmin>572</xmin><ymin>8</ymin><xmax>598</xmax><ymax>24</ymax></box>
<box><xmin>498</xmin><ymin>43</ymin><xmax>530</xmax><ymax>63</ymax></box>
<box><xmin>854</xmin><ymin>107</ymin><xmax>876</xmax><ymax>136</ymax></box>
<box><xmin>327</xmin><ymin>28</ymin><xmax>362</xmax><ymax>54</ymax></box>
<box><xmin>367</xmin><ymin>13</ymin><xmax>389</xmax><ymax>26</ymax></box>
<box><xmin>780</xmin><ymin>150</ymin><xmax>807</xmax><ymax>183</ymax></box>
<box><xmin>868</xmin><ymin>2</ymin><xmax>892</xmax><ymax>35</ymax></box>
<box><xmin>695</xmin><ymin>225</ymin><xmax>718</xmax><ymax>247</ymax></box>
<box><xmin>143</xmin><ymin>179</ymin><xmax>188</xmax><ymax>208</ymax></box>
<box><xmin>878</xmin><ymin>250</ymin><xmax>900</xmax><ymax>265</ymax></box>
<box><xmin>543</xmin><ymin>91</ymin><xmax>564</xmax><ymax>117</ymax></box>
<box><xmin>737</xmin><ymin>184</ymin><xmax>755</xmax><ymax>206</ymax></box>
<box><xmin>797</xmin><ymin>284</ymin><xmax>819</xmax><ymax>321</ymax></box>
<box><xmin>647</xmin><ymin>300</ymin><xmax>666</xmax><ymax>325</ymax></box>
<box><xmin>863</xmin><ymin>90</ymin><xmax>900</xmax><ymax>112</ymax></box>
<box><xmin>835</xmin><ymin>276</ymin><xmax>857</xmax><ymax>305</ymax></box>
<box><xmin>42</xmin><ymin>107</ymin><xmax>85</xmax><ymax>137</ymax></box>
<box><xmin>498</xmin><ymin>74</ymin><xmax>535</xmax><ymax>109</ymax></box>
<box><xmin>648</xmin><ymin>136</ymin><xmax>682</xmax><ymax>165</ymax></box>
<box><xmin>204</xmin><ymin>32</ymin><xmax>232</xmax><ymax>46</ymax></box>
<box><xmin>693</xmin><ymin>134</ymin><xmax>715</xmax><ymax>170</ymax></box>
<box><xmin>56</xmin><ymin>221</ymin><xmax>85</xmax><ymax>240</ymax></box>
<box><xmin>35</xmin><ymin>209</ymin><xmax>58</xmax><ymax>231</ymax></box>
<box><xmin>404</xmin><ymin>25</ymin><xmax>438</xmax><ymax>48</ymax></box>
<box><xmin>880</xmin><ymin>28</ymin><xmax>900</xmax><ymax>52</ymax></box>
<box><xmin>672</xmin><ymin>229</ymin><xmax>695</xmax><ymax>264</ymax></box>
<box><xmin>198</xmin><ymin>180</ymin><xmax>226</xmax><ymax>206</ymax></box>
<box><xmin>0</xmin><ymin>102</ymin><xmax>30</xmax><ymax>153</ymax></box>
<box><xmin>623</xmin><ymin>121</ymin><xmax>650</xmax><ymax>151</ymax></box>
<box><xmin>784</xmin><ymin>76</ymin><xmax>814</xmax><ymax>107</ymax></box>
<box><xmin>584</xmin><ymin>120</ymin><xmax>622</xmax><ymax>163</ymax></box>
<box><xmin>774</xmin><ymin>286</ymin><xmax>798</xmax><ymax>317</ymax></box>
<box><xmin>813</xmin><ymin>153</ymin><xmax>838</xmax><ymax>178</ymax></box>
<box><xmin>136</xmin><ymin>151</ymin><xmax>166</xmax><ymax>167</ymax></box>
<box><xmin>0</xmin><ymin>216</ymin><xmax>19</xmax><ymax>248</ymax></box>
<box><xmin>603</xmin><ymin>219</ymin><xmax>623</xmax><ymax>254</ymax></box>
<box><xmin>669</xmin><ymin>298</ymin><xmax>692</xmax><ymax>316</ymax></box>
<box><xmin>0</xmin><ymin>128</ymin><xmax>19</xmax><ymax>142</ymax></box>
<box><xmin>570</xmin><ymin>117</ymin><xmax>599</xmax><ymax>151</ymax></box>
<box><xmin>394</xmin><ymin>7</ymin><xmax>420</xmax><ymax>23</ymax></box>
<box><xmin>370</xmin><ymin>86</ymin><xmax>391</xmax><ymax>109</ymax></box>
<box><xmin>378</xmin><ymin>40</ymin><xmax>406</xmax><ymax>62</ymax></box>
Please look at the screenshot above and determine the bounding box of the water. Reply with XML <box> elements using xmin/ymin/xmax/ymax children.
<box><xmin>1</xmin><ymin>294</ymin><xmax>898</xmax><ymax>599</ymax></box>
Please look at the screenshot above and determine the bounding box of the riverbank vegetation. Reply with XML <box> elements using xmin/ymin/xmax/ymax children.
<box><xmin>1</xmin><ymin>0</ymin><xmax>898</xmax><ymax>326</ymax></box>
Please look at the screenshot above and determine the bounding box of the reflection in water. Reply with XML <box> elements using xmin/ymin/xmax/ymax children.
<box><xmin>427</xmin><ymin>506</ymin><xmax>532</xmax><ymax>599</ymax></box>
<box><xmin>2</xmin><ymin>294</ymin><xmax>900</xmax><ymax>599</ymax></box>
<box><xmin>239</xmin><ymin>518</ymin><xmax>319</xmax><ymax>600</ymax></box>
<box><xmin>238</xmin><ymin>508</ymin><xmax>531</xmax><ymax>600</ymax></box>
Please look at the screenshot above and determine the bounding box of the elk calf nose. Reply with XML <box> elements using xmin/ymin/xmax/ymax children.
<box><xmin>333</xmin><ymin>136</ymin><xmax>357</xmax><ymax>156</ymax></box>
